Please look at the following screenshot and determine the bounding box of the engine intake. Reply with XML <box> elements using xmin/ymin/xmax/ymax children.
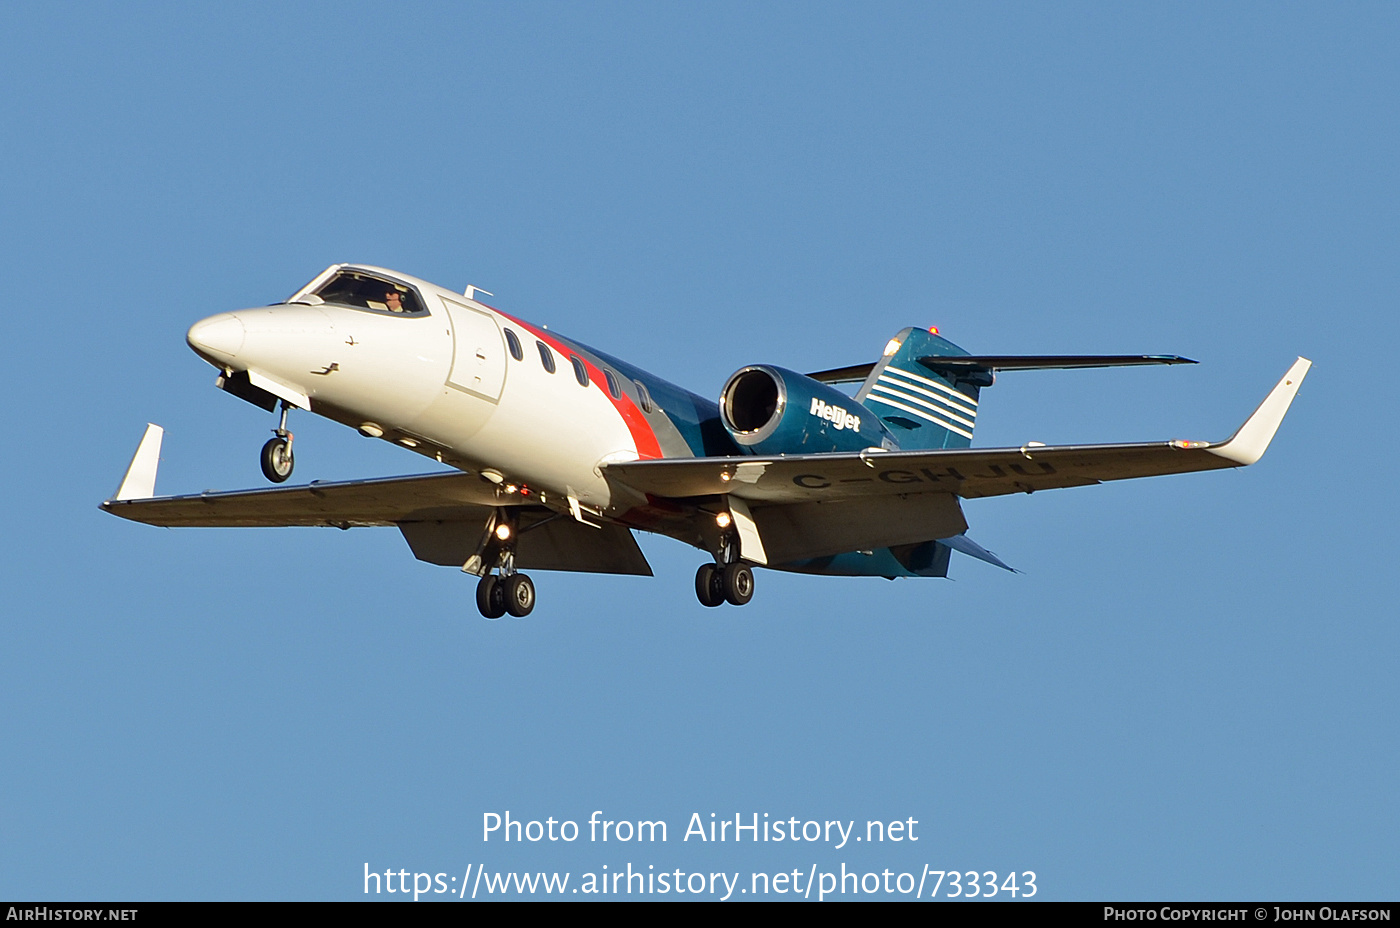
<box><xmin>720</xmin><ymin>365</ymin><xmax>892</xmax><ymax>456</ymax></box>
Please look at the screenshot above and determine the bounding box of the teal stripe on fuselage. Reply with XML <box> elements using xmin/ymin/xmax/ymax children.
<box><xmin>556</xmin><ymin>338</ymin><xmax>739</xmax><ymax>458</ymax></box>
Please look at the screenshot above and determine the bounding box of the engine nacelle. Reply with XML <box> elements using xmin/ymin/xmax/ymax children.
<box><xmin>720</xmin><ymin>365</ymin><xmax>894</xmax><ymax>456</ymax></box>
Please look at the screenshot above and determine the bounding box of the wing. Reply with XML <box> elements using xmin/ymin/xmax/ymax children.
<box><xmin>101</xmin><ymin>441</ymin><xmax>652</xmax><ymax>575</ymax></box>
<box><xmin>102</xmin><ymin>466</ymin><xmax>505</xmax><ymax>527</ymax></box>
<box><xmin>606</xmin><ymin>357</ymin><xmax>1310</xmax><ymax>503</ymax></box>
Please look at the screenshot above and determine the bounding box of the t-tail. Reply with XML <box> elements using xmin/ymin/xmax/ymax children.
<box><xmin>804</xmin><ymin>328</ymin><xmax>1199</xmax><ymax>452</ymax></box>
<box><xmin>854</xmin><ymin>327</ymin><xmax>986</xmax><ymax>450</ymax></box>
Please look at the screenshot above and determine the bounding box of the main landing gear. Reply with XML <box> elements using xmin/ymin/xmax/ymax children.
<box><xmin>472</xmin><ymin>512</ymin><xmax>536</xmax><ymax>619</ymax></box>
<box><xmin>260</xmin><ymin>401</ymin><xmax>295</xmax><ymax>483</ymax></box>
<box><xmin>694</xmin><ymin>532</ymin><xmax>756</xmax><ymax>608</ymax></box>
<box><xmin>476</xmin><ymin>571</ymin><xmax>536</xmax><ymax>620</ymax></box>
<box><xmin>695</xmin><ymin>562</ymin><xmax>754</xmax><ymax>607</ymax></box>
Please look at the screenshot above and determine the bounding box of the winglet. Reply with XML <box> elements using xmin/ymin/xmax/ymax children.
<box><xmin>1209</xmin><ymin>358</ymin><xmax>1311</xmax><ymax>465</ymax></box>
<box><xmin>111</xmin><ymin>424</ymin><xmax>164</xmax><ymax>501</ymax></box>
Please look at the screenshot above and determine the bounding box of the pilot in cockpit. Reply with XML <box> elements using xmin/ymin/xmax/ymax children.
<box><xmin>384</xmin><ymin>289</ymin><xmax>405</xmax><ymax>312</ymax></box>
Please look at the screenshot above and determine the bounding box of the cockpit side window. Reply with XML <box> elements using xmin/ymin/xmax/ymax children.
<box><xmin>311</xmin><ymin>271</ymin><xmax>427</xmax><ymax>316</ymax></box>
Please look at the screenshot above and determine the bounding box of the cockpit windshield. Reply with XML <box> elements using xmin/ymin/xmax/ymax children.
<box><xmin>304</xmin><ymin>270</ymin><xmax>428</xmax><ymax>316</ymax></box>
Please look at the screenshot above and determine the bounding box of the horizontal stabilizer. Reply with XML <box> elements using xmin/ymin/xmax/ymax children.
<box><xmin>806</xmin><ymin>363</ymin><xmax>877</xmax><ymax>385</ymax></box>
<box><xmin>919</xmin><ymin>354</ymin><xmax>1195</xmax><ymax>373</ymax></box>
<box><xmin>807</xmin><ymin>355</ymin><xmax>1194</xmax><ymax>385</ymax></box>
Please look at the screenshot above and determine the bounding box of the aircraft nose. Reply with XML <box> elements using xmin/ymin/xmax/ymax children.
<box><xmin>186</xmin><ymin>313</ymin><xmax>245</xmax><ymax>365</ymax></box>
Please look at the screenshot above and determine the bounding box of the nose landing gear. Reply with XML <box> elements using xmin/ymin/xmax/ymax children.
<box><xmin>260</xmin><ymin>401</ymin><xmax>295</xmax><ymax>483</ymax></box>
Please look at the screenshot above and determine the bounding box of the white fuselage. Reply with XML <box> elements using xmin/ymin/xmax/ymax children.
<box><xmin>187</xmin><ymin>265</ymin><xmax>659</xmax><ymax>513</ymax></box>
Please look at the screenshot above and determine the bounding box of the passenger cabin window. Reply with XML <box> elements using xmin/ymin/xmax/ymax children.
<box><xmin>537</xmin><ymin>341</ymin><xmax>556</xmax><ymax>373</ymax></box>
<box><xmin>604</xmin><ymin>370</ymin><xmax>621</xmax><ymax>400</ymax></box>
<box><xmin>571</xmin><ymin>356</ymin><xmax>589</xmax><ymax>387</ymax></box>
<box><xmin>633</xmin><ymin>379</ymin><xmax>655</xmax><ymax>414</ymax></box>
<box><xmin>309</xmin><ymin>271</ymin><xmax>427</xmax><ymax>316</ymax></box>
<box><xmin>504</xmin><ymin>328</ymin><xmax>523</xmax><ymax>361</ymax></box>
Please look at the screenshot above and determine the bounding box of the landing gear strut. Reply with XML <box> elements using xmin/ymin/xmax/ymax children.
<box><xmin>260</xmin><ymin>401</ymin><xmax>294</xmax><ymax>483</ymax></box>
<box><xmin>694</xmin><ymin>531</ymin><xmax>756</xmax><ymax>607</ymax></box>
<box><xmin>472</xmin><ymin>513</ymin><xmax>536</xmax><ymax>619</ymax></box>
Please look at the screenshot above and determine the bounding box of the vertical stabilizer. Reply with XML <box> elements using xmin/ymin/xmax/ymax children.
<box><xmin>856</xmin><ymin>328</ymin><xmax>983</xmax><ymax>450</ymax></box>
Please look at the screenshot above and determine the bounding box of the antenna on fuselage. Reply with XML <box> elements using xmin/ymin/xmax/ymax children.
<box><xmin>464</xmin><ymin>285</ymin><xmax>494</xmax><ymax>301</ymax></box>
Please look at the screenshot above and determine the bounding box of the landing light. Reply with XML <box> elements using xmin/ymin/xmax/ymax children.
<box><xmin>883</xmin><ymin>338</ymin><xmax>902</xmax><ymax>356</ymax></box>
<box><xmin>495</xmin><ymin>524</ymin><xmax>512</xmax><ymax>541</ymax></box>
<box><xmin>715</xmin><ymin>512</ymin><xmax>732</xmax><ymax>529</ymax></box>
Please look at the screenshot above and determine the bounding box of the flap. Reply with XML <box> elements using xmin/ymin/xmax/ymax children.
<box><xmin>755</xmin><ymin>493</ymin><xmax>967</xmax><ymax>563</ymax></box>
<box><xmin>400</xmin><ymin>517</ymin><xmax>653</xmax><ymax>575</ymax></box>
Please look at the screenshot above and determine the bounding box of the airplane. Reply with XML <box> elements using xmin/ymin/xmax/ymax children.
<box><xmin>101</xmin><ymin>263</ymin><xmax>1311</xmax><ymax>619</ymax></box>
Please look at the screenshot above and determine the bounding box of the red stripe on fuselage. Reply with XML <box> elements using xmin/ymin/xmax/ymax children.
<box><xmin>489</xmin><ymin>307</ymin><xmax>663</xmax><ymax>460</ymax></box>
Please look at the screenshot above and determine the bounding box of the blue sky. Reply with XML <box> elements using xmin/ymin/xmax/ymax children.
<box><xmin>1</xmin><ymin>2</ymin><xmax>1396</xmax><ymax>901</ymax></box>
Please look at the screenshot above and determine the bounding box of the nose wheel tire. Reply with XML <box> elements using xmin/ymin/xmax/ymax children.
<box><xmin>695</xmin><ymin>563</ymin><xmax>730</xmax><ymax>607</ymax></box>
<box><xmin>721</xmin><ymin>563</ymin><xmax>754</xmax><ymax>606</ymax></box>
<box><xmin>476</xmin><ymin>575</ymin><xmax>507</xmax><ymax>619</ymax></box>
<box><xmin>504</xmin><ymin>574</ymin><xmax>536</xmax><ymax>617</ymax></box>
<box><xmin>260</xmin><ymin>436</ymin><xmax>294</xmax><ymax>483</ymax></box>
